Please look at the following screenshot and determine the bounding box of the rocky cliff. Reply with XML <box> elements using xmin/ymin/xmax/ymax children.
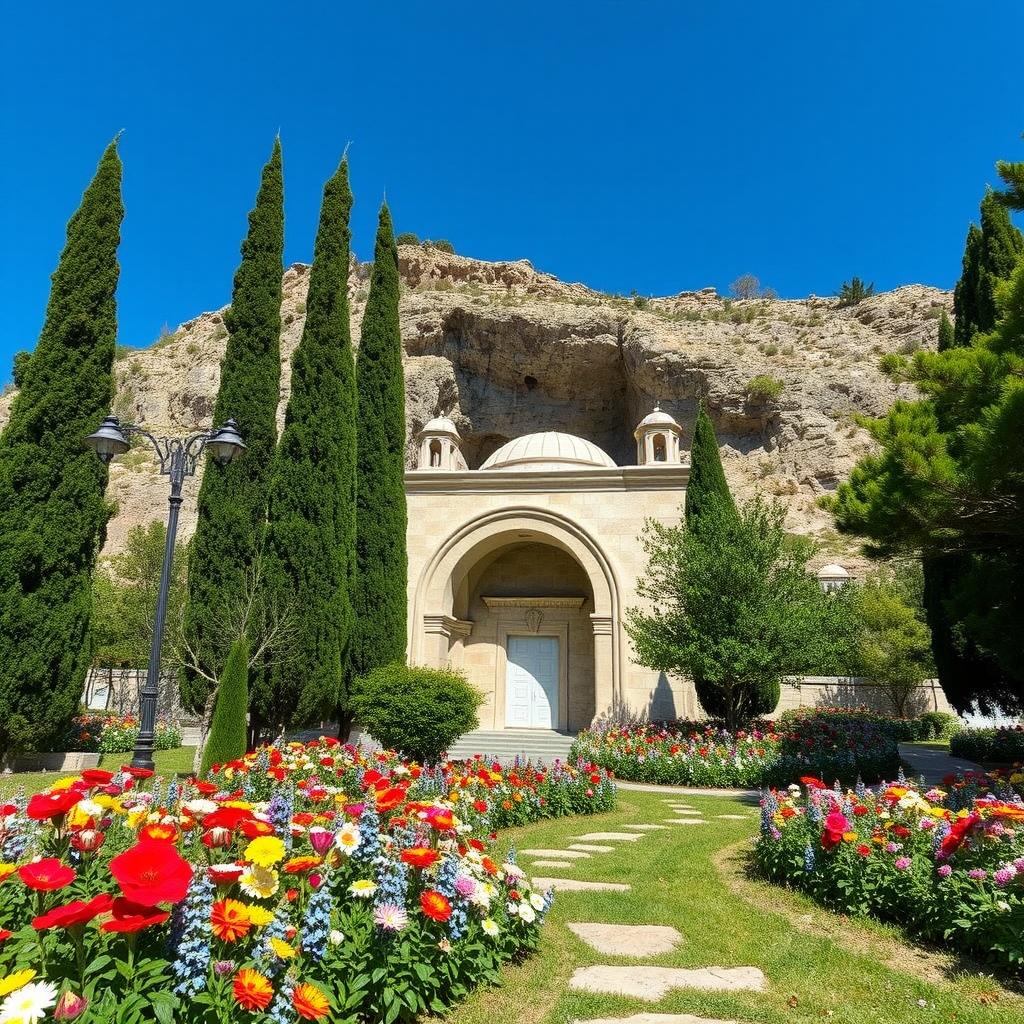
<box><xmin>0</xmin><ymin>246</ymin><xmax>949</xmax><ymax>569</ymax></box>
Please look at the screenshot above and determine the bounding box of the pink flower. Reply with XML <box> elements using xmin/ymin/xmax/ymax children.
<box><xmin>894</xmin><ymin>857</ymin><xmax>911</xmax><ymax>871</ymax></box>
<box><xmin>308</xmin><ymin>827</ymin><xmax>334</xmax><ymax>855</ymax></box>
<box><xmin>968</xmin><ymin>868</ymin><xmax>988</xmax><ymax>881</ymax></box>
<box><xmin>936</xmin><ymin>864</ymin><xmax>952</xmax><ymax>878</ymax></box>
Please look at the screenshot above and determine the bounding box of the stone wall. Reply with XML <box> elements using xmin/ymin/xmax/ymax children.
<box><xmin>776</xmin><ymin>676</ymin><xmax>955</xmax><ymax>718</ymax></box>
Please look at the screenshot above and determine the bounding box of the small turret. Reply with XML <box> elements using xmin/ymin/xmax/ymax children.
<box><xmin>633</xmin><ymin>405</ymin><xmax>682</xmax><ymax>465</ymax></box>
<box><xmin>415</xmin><ymin>416</ymin><xmax>467</xmax><ymax>471</ymax></box>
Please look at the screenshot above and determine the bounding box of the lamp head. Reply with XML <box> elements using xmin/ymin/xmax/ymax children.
<box><xmin>84</xmin><ymin>415</ymin><xmax>131</xmax><ymax>464</ymax></box>
<box><xmin>207</xmin><ymin>418</ymin><xmax>245</xmax><ymax>467</ymax></box>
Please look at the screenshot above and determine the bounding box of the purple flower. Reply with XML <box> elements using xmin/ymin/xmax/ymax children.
<box><xmin>894</xmin><ymin>857</ymin><xmax>911</xmax><ymax>871</ymax></box>
<box><xmin>968</xmin><ymin>868</ymin><xmax>988</xmax><ymax>881</ymax></box>
<box><xmin>936</xmin><ymin>864</ymin><xmax>952</xmax><ymax>878</ymax></box>
<box><xmin>213</xmin><ymin>960</ymin><xmax>235</xmax><ymax>977</ymax></box>
<box><xmin>994</xmin><ymin>867</ymin><xmax>1016</xmax><ymax>887</ymax></box>
<box><xmin>884</xmin><ymin>841</ymin><xmax>901</xmax><ymax>854</ymax></box>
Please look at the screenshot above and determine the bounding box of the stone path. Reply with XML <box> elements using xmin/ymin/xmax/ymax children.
<box><xmin>898</xmin><ymin>742</ymin><xmax>983</xmax><ymax>785</ymax></box>
<box><xmin>615</xmin><ymin>780</ymin><xmax>759</xmax><ymax>801</ymax></box>
<box><xmin>570</xmin><ymin>965</ymin><xmax>767</xmax><ymax>998</ymax></box>
<box><xmin>521</xmin><ymin>805</ymin><xmax>764</xmax><ymax>1022</ymax></box>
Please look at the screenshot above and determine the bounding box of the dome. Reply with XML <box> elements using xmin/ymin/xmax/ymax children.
<box><xmin>636</xmin><ymin>404</ymin><xmax>680</xmax><ymax>430</ymax></box>
<box><xmin>816</xmin><ymin>564</ymin><xmax>851</xmax><ymax>579</ymax></box>
<box><xmin>419</xmin><ymin>416</ymin><xmax>460</xmax><ymax>437</ymax></box>
<box><xmin>480</xmin><ymin>432</ymin><xmax>617</xmax><ymax>472</ymax></box>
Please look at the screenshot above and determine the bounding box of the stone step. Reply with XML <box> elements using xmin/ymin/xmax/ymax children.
<box><xmin>568</xmin><ymin>922</ymin><xmax>683</xmax><ymax>957</ymax></box>
<box><xmin>570</xmin><ymin>965</ymin><xmax>767</xmax><ymax>999</ymax></box>
<box><xmin>446</xmin><ymin>729</ymin><xmax>577</xmax><ymax>763</ymax></box>
<box><xmin>576</xmin><ymin>1015</ymin><xmax>740</xmax><ymax>1024</ymax></box>
<box><xmin>532</xmin><ymin>877</ymin><xmax>631</xmax><ymax>892</ymax></box>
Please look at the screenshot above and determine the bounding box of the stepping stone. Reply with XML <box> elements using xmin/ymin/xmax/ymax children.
<box><xmin>532</xmin><ymin>860</ymin><xmax>575</xmax><ymax>868</ymax></box>
<box><xmin>576</xmin><ymin>1015</ymin><xmax>739</xmax><ymax>1024</ymax></box>
<box><xmin>520</xmin><ymin>848</ymin><xmax>591</xmax><ymax>859</ymax></box>
<box><xmin>532</xmin><ymin>877</ymin><xmax>631</xmax><ymax>892</ymax></box>
<box><xmin>570</xmin><ymin>965</ymin><xmax>766</xmax><ymax>999</ymax></box>
<box><xmin>568</xmin><ymin>922</ymin><xmax>683</xmax><ymax>957</ymax></box>
<box><xmin>715</xmin><ymin>814</ymin><xmax>748</xmax><ymax>820</ymax></box>
<box><xmin>663</xmin><ymin>819</ymin><xmax>708</xmax><ymax>826</ymax></box>
<box><xmin>669</xmin><ymin>808</ymin><xmax>702</xmax><ymax>815</ymax></box>
<box><xmin>574</xmin><ymin>832</ymin><xmax>645</xmax><ymax>842</ymax></box>
<box><xmin>624</xmin><ymin>824</ymin><xmax>669</xmax><ymax>831</ymax></box>
<box><xmin>570</xmin><ymin>843</ymin><xmax>615</xmax><ymax>852</ymax></box>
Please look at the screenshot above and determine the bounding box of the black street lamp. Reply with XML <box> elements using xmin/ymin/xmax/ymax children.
<box><xmin>85</xmin><ymin>414</ymin><xmax>245</xmax><ymax>770</ymax></box>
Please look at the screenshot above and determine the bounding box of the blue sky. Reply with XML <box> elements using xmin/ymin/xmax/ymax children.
<box><xmin>2</xmin><ymin>2</ymin><xmax>1023</xmax><ymax>383</ymax></box>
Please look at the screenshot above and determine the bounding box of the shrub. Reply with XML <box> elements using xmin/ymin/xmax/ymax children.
<box><xmin>350</xmin><ymin>663</ymin><xmax>483</xmax><ymax>763</ymax></box>
<box><xmin>772</xmin><ymin>707</ymin><xmax>900</xmax><ymax>784</ymax></box>
<box><xmin>395</xmin><ymin>231</ymin><xmax>420</xmax><ymax>245</ymax></box>
<box><xmin>756</xmin><ymin>774</ymin><xmax>1024</xmax><ymax>969</ymax></box>
<box><xmin>837</xmin><ymin>276</ymin><xmax>875</xmax><ymax>307</ymax></box>
<box><xmin>61</xmin><ymin>713</ymin><xmax>182</xmax><ymax>753</ymax></box>
<box><xmin>730</xmin><ymin>274</ymin><xmax>765</xmax><ymax>299</ymax></box>
<box><xmin>916</xmin><ymin>710</ymin><xmax>962</xmax><ymax>740</ymax></box>
<box><xmin>951</xmin><ymin>726</ymin><xmax>1024</xmax><ymax>763</ymax></box>
<box><xmin>424</xmin><ymin>238</ymin><xmax>455</xmax><ymax>254</ymax></box>
<box><xmin>199</xmin><ymin>635</ymin><xmax>250</xmax><ymax>774</ymax></box>
<box><xmin>745</xmin><ymin>374</ymin><xmax>783</xmax><ymax>402</ymax></box>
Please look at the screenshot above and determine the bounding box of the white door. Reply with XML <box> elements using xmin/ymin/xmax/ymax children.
<box><xmin>506</xmin><ymin>636</ymin><xmax>559</xmax><ymax>728</ymax></box>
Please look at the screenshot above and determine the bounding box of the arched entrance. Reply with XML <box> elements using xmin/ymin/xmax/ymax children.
<box><xmin>411</xmin><ymin>508</ymin><xmax>622</xmax><ymax>731</ymax></box>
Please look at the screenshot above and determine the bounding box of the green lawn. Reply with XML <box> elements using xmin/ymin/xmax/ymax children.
<box><xmin>904</xmin><ymin>739</ymin><xmax>952</xmax><ymax>753</ymax></box>
<box><xmin>448</xmin><ymin>789</ymin><xmax>1021</xmax><ymax>1024</ymax></box>
<box><xmin>0</xmin><ymin>746</ymin><xmax>196</xmax><ymax>800</ymax></box>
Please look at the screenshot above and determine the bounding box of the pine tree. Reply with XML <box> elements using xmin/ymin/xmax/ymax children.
<box><xmin>183</xmin><ymin>140</ymin><xmax>284</xmax><ymax>714</ymax></box>
<box><xmin>937</xmin><ymin>309</ymin><xmax>954</xmax><ymax>352</ymax></box>
<box><xmin>684</xmin><ymin>403</ymin><xmax>735</xmax><ymax>531</ymax></box>
<box><xmin>257</xmin><ymin>157</ymin><xmax>357</xmax><ymax>731</ymax></box>
<box><xmin>199</xmin><ymin>635</ymin><xmax>250</xmax><ymax>775</ymax></box>
<box><xmin>952</xmin><ymin>193</ymin><xmax>1023</xmax><ymax>347</ymax></box>
<box><xmin>0</xmin><ymin>140</ymin><xmax>123</xmax><ymax>754</ymax></box>
<box><xmin>351</xmin><ymin>203</ymin><xmax>407</xmax><ymax>681</ymax></box>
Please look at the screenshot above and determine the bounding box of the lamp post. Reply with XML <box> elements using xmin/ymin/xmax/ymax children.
<box><xmin>84</xmin><ymin>414</ymin><xmax>245</xmax><ymax>770</ymax></box>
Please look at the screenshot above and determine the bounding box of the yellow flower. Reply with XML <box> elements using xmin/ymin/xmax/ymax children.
<box><xmin>842</xmin><ymin>831</ymin><xmax>857</xmax><ymax>842</ymax></box>
<box><xmin>126</xmin><ymin>807</ymin><xmax>147</xmax><ymax>830</ymax></box>
<box><xmin>222</xmin><ymin>800</ymin><xmax>253</xmax><ymax>810</ymax></box>
<box><xmin>0</xmin><ymin>969</ymin><xmax>36</xmax><ymax>998</ymax></box>
<box><xmin>244</xmin><ymin>904</ymin><xmax>275</xmax><ymax>927</ymax></box>
<box><xmin>92</xmin><ymin>793</ymin><xmax>115</xmax><ymax>810</ymax></box>
<box><xmin>245</xmin><ymin>836</ymin><xmax>286</xmax><ymax>868</ymax></box>
<box><xmin>50</xmin><ymin>777</ymin><xmax>79</xmax><ymax>791</ymax></box>
<box><xmin>239</xmin><ymin>865</ymin><xmax>280</xmax><ymax>899</ymax></box>
<box><xmin>0</xmin><ymin>863</ymin><xmax>16</xmax><ymax>883</ymax></box>
<box><xmin>269</xmin><ymin>937</ymin><xmax>297</xmax><ymax>959</ymax></box>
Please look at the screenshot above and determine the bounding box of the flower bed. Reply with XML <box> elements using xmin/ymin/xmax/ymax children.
<box><xmin>63</xmin><ymin>713</ymin><xmax>183</xmax><ymax>754</ymax></box>
<box><xmin>0</xmin><ymin>739</ymin><xmax>615</xmax><ymax>1022</ymax></box>
<box><xmin>755</xmin><ymin>772</ymin><xmax>1024</xmax><ymax>969</ymax></box>
<box><xmin>772</xmin><ymin>707</ymin><xmax>901</xmax><ymax>785</ymax></box>
<box><xmin>570</xmin><ymin>723</ymin><xmax>781</xmax><ymax>788</ymax></box>
<box><xmin>951</xmin><ymin>726</ymin><xmax>1024</xmax><ymax>764</ymax></box>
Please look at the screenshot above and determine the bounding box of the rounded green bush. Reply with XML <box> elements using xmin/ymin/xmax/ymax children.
<box><xmin>350</xmin><ymin>663</ymin><xmax>483</xmax><ymax>764</ymax></box>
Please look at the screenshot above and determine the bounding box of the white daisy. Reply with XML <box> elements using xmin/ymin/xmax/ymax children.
<box><xmin>529</xmin><ymin>892</ymin><xmax>545</xmax><ymax>911</ymax></box>
<box><xmin>0</xmin><ymin>980</ymin><xmax>59</xmax><ymax>1023</ymax></box>
<box><xmin>482</xmin><ymin>918</ymin><xmax>499</xmax><ymax>937</ymax></box>
<box><xmin>335</xmin><ymin>823</ymin><xmax>361</xmax><ymax>855</ymax></box>
<box><xmin>517</xmin><ymin>903</ymin><xmax>537</xmax><ymax>924</ymax></box>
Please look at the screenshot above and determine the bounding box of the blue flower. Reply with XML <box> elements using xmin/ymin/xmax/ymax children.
<box><xmin>170</xmin><ymin>874</ymin><xmax>214</xmax><ymax>996</ymax></box>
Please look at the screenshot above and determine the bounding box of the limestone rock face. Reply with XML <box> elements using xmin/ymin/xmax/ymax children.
<box><xmin>1</xmin><ymin>244</ymin><xmax>949</xmax><ymax>567</ymax></box>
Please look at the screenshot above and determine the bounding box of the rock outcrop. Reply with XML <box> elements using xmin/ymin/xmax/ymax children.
<box><xmin>0</xmin><ymin>245</ymin><xmax>949</xmax><ymax>570</ymax></box>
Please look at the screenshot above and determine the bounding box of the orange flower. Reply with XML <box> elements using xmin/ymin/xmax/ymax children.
<box><xmin>420</xmin><ymin>889</ymin><xmax>452</xmax><ymax>922</ymax></box>
<box><xmin>292</xmin><ymin>982</ymin><xmax>330</xmax><ymax>1020</ymax></box>
<box><xmin>233</xmin><ymin>968</ymin><xmax>273</xmax><ymax>1011</ymax></box>
<box><xmin>139</xmin><ymin>823</ymin><xmax>178</xmax><ymax>842</ymax></box>
<box><xmin>210</xmin><ymin>899</ymin><xmax>251</xmax><ymax>942</ymax></box>
<box><xmin>282</xmin><ymin>856</ymin><xmax>322</xmax><ymax>875</ymax></box>
<box><xmin>401</xmin><ymin>847</ymin><xmax>440</xmax><ymax>869</ymax></box>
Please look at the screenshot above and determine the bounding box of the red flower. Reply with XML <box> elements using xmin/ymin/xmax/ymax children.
<box><xmin>856</xmin><ymin>844</ymin><xmax>871</xmax><ymax>857</ymax></box>
<box><xmin>203</xmin><ymin>807</ymin><xmax>254</xmax><ymax>831</ymax></box>
<box><xmin>33</xmin><ymin>893</ymin><xmax>113</xmax><ymax>930</ymax></box>
<box><xmin>401</xmin><ymin>847</ymin><xmax>440</xmax><ymax>869</ymax></box>
<box><xmin>420</xmin><ymin>889</ymin><xmax>452</xmax><ymax>922</ymax></box>
<box><xmin>800</xmin><ymin>776</ymin><xmax>827</xmax><ymax>790</ymax></box>
<box><xmin>473</xmin><ymin>800</ymin><xmax>488</xmax><ymax>813</ymax></box>
<box><xmin>939</xmin><ymin>813</ymin><xmax>980</xmax><ymax>858</ymax></box>
<box><xmin>26</xmin><ymin>790</ymin><xmax>82</xmax><ymax>821</ymax></box>
<box><xmin>375</xmin><ymin>787</ymin><xmax>406</xmax><ymax>812</ymax></box>
<box><xmin>100</xmin><ymin>897</ymin><xmax>170</xmax><ymax>933</ymax></box>
<box><xmin>139</xmin><ymin>823</ymin><xmax>178</xmax><ymax>843</ymax></box>
<box><xmin>853</xmin><ymin>805</ymin><xmax>869</xmax><ymax>817</ymax></box>
<box><xmin>194</xmin><ymin>780</ymin><xmax>219</xmax><ymax>795</ymax></box>
<box><xmin>19</xmin><ymin>858</ymin><xmax>76</xmax><ymax>891</ymax></box>
<box><xmin>80</xmin><ymin>769</ymin><xmax>114</xmax><ymax>787</ymax></box>
<box><xmin>820</xmin><ymin>810</ymin><xmax>850</xmax><ymax>851</ymax></box>
<box><xmin>109</xmin><ymin>840</ymin><xmax>193</xmax><ymax>906</ymax></box>
<box><xmin>239</xmin><ymin>818</ymin><xmax>275</xmax><ymax>839</ymax></box>
<box><xmin>123</xmin><ymin>766</ymin><xmax>154</xmax><ymax>780</ymax></box>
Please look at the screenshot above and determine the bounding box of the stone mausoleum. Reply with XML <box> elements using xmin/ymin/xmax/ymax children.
<box><xmin>405</xmin><ymin>408</ymin><xmax>693</xmax><ymax>733</ymax></box>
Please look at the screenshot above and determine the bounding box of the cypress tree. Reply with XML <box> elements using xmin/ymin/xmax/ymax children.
<box><xmin>200</xmin><ymin>635</ymin><xmax>250</xmax><ymax>774</ymax></box>
<box><xmin>936</xmin><ymin>310</ymin><xmax>954</xmax><ymax>352</ymax></box>
<box><xmin>952</xmin><ymin>193</ymin><xmax>1023</xmax><ymax>347</ymax></box>
<box><xmin>0</xmin><ymin>140</ymin><xmax>123</xmax><ymax>754</ymax></box>
<box><xmin>183</xmin><ymin>140</ymin><xmax>284</xmax><ymax>714</ymax></box>
<box><xmin>684</xmin><ymin>402</ymin><xmax>735</xmax><ymax>530</ymax></box>
<box><xmin>351</xmin><ymin>203</ymin><xmax>407</xmax><ymax>681</ymax></box>
<box><xmin>257</xmin><ymin>157</ymin><xmax>357</xmax><ymax>731</ymax></box>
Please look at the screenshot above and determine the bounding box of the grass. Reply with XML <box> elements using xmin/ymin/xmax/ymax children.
<box><xmin>904</xmin><ymin>739</ymin><xmax>952</xmax><ymax>753</ymax></box>
<box><xmin>448</xmin><ymin>789</ymin><xmax>1021</xmax><ymax>1024</ymax></box>
<box><xmin>0</xmin><ymin>746</ymin><xmax>196</xmax><ymax>800</ymax></box>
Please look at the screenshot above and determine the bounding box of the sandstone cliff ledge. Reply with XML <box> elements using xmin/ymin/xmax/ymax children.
<box><xmin>0</xmin><ymin>246</ymin><xmax>949</xmax><ymax>569</ymax></box>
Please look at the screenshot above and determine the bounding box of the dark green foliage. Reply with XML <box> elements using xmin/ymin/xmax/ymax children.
<box><xmin>349</xmin><ymin>664</ymin><xmax>482</xmax><ymax>763</ymax></box>
<box><xmin>11</xmin><ymin>351</ymin><xmax>31</xmax><ymax>388</ymax></box>
<box><xmin>0</xmin><ymin>141</ymin><xmax>123</xmax><ymax>755</ymax></box>
<box><xmin>628</xmin><ymin>496</ymin><xmax>852</xmax><ymax>731</ymax></box>
<box><xmin>996</xmin><ymin>154</ymin><xmax>1024</xmax><ymax>211</ymax></box>
<box><xmin>200</xmin><ymin>635</ymin><xmax>250</xmax><ymax>774</ymax></box>
<box><xmin>937</xmin><ymin>310</ymin><xmax>954</xmax><ymax>351</ymax></box>
<box><xmin>424</xmin><ymin>238</ymin><xmax>454</xmax><ymax>254</ymax></box>
<box><xmin>258</xmin><ymin>158</ymin><xmax>357</xmax><ymax>731</ymax></box>
<box><xmin>351</xmin><ymin>204</ymin><xmax>407</xmax><ymax>680</ymax></box>
<box><xmin>745</xmin><ymin>374</ymin><xmax>783</xmax><ymax>402</ymax></box>
<box><xmin>183</xmin><ymin>140</ymin><xmax>284</xmax><ymax>710</ymax></box>
<box><xmin>950</xmin><ymin>725</ymin><xmax>1024</xmax><ymax>763</ymax></box>
<box><xmin>684</xmin><ymin>404</ymin><xmax>735</xmax><ymax>531</ymax></box>
<box><xmin>395</xmin><ymin>232</ymin><xmax>420</xmax><ymax>246</ymax></box>
<box><xmin>837</xmin><ymin>277</ymin><xmax>875</xmax><ymax>307</ymax></box>
<box><xmin>952</xmin><ymin>193</ymin><xmax>1023</xmax><ymax>347</ymax></box>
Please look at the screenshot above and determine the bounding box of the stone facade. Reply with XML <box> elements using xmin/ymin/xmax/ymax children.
<box><xmin>406</xmin><ymin>417</ymin><xmax>696</xmax><ymax>731</ymax></box>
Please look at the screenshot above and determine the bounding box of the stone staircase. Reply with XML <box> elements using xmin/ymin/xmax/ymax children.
<box><xmin>446</xmin><ymin>729</ymin><xmax>578</xmax><ymax>764</ymax></box>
